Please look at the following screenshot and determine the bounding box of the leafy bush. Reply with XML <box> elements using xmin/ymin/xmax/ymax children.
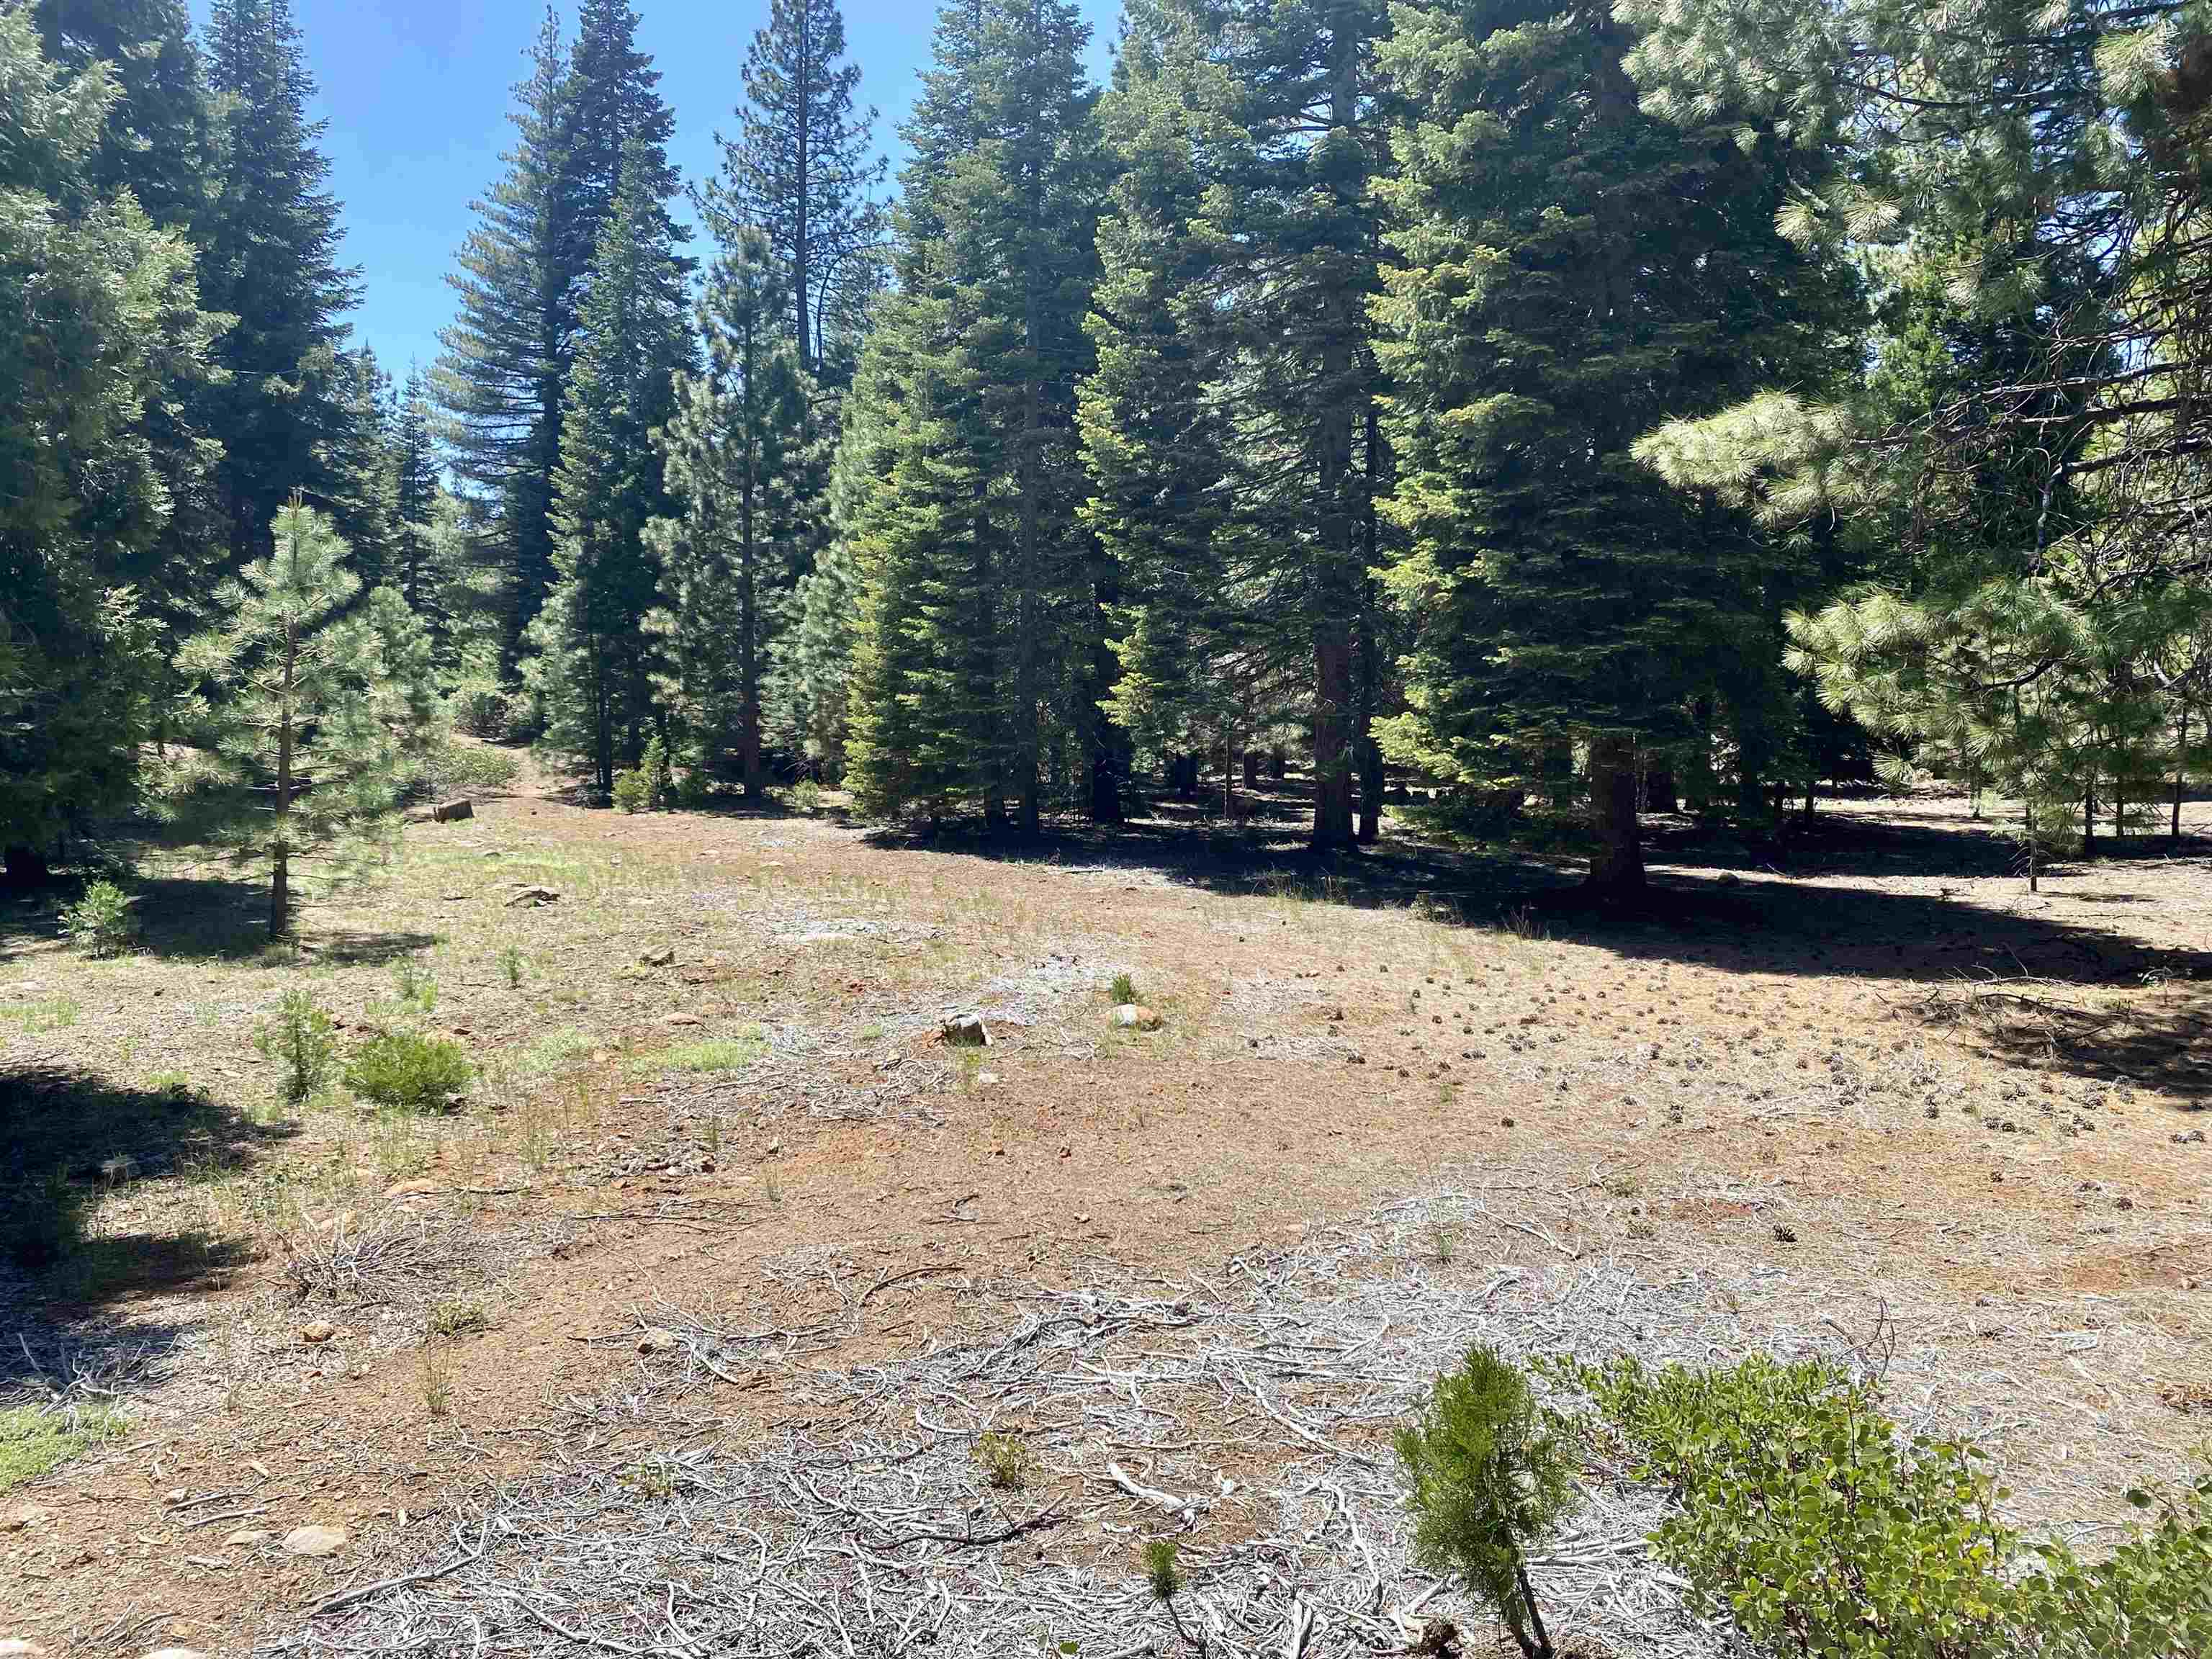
<box><xmin>392</xmin><ymin>958</ymin><xmax>438</xmax><ymax>1013</ymax></box>
<box><xmin>611</xmin><ymin>767</ymin><xmax>651</xmax><ymax>813</ymax></box>
<box><xmin>418</xmin><ymin>737</ymin><xmax>520</xmax><ymax>798</ymax></box>
<box><xmin>60</xmin><ymin>879</ymin><xmax>134</xmax><ymax>957</ymax></box>
<box><xmin>346</xmin><ymin>1028</ymin><xmax>473</xmax><ymax>1110</ymax></box>
<box><xmin>256</xmin><ymin>988</ymin><xmax>338</xmax><ymax>1104</ymax></box>
<box><xmin>498</xmin><ymin>943</ymin><xmax>525</xmax><ymax>987</ymax></box>
<box><xmin>2018</xmin><ymin>1474</ymin><xmax>2212</xmax><ymax>1659</ymax></box>
<box><xmin>642</xmin><ymin>733</ymin><xmax>673</xmax><ymax>809</ymax></box>
<box><xmin>1398</xmin><ymin>1345</ymin><xmax>1576</xmax><ymax>1659</ymax></box>
<box><xmin>449</xmin><ymin>677</ymin><xmax>522</xmax><ymax>740</ymax></box>
<box><xmin>1110</xmin><ymin>971</ymin><xmax>1138</xmax><ymax>1005</ymax></box>
<box><xmin>792</xmin><ymin>778</ymin><xmax>822</xmax><ymax>815</ymax></box>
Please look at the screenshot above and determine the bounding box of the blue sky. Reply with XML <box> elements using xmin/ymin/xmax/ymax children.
<box><xmin>190</xmin><ymin>1</ymin><xmax>1122</xmax><ymax>378</ymax></box>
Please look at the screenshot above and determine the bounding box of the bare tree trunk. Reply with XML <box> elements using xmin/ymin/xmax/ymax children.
<box><xmin>1243</xmin><ymin>750</ymin><xmax>1259</xmax><ymax>790</ymax></box>
<box><xmin>2175</xmin><ymin>704</ymin><xmax>2189</xmax><ymax>843</ymax></box>
<box><xmin>1586</xmin><ymin>734</ymin><xmax>1645</xmax><ymax>898</ymax></box>
<box><xmin>271</xmin><ymin>607</ymin><xmax>297</xmax><ymax>941</ymax></box>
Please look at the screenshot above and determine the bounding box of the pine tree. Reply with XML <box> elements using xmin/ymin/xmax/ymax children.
<box><xmin>326</xmin><ymin>346</ymin><xmax>401</xmax><ymax>592</ymax></box>
<box><xmin>436</xmin><ymin>8</ymin><xmax>570</xmax><ymax>673</ymax></box>
<box><xmin>554</xmin><ymin>0</ymin><xmax>688</xmax><ymax>311</ymax></box>
<box><xmin>845</xmin><ymin>0</ymin><xmax>1103</xmax><ymax>832</ymax></box>
<box><xmin>531</xmin><ymin>136</ymin><xmax>692</xmax><ymax>797</ymax></box>
<box><xmin>391</xmin><ymin>363</ymin><xmax>441</xmax><ymax>619</ymax></box>
<box><xmin>648</xmin><ymin>229</ymin><xmax>813</xmax><ymax>796</ymax></box>
<box><xmin>1374</xmin><ymin>0</ymin><xmax>1856</xmax><ymax>895</ymax></box>
<box><xmin>30</xmin><ymin>0</ymin><xmax>213</xmax><ymax>233</ymax></box>
<box><xmin>199</xmin><ymin>0</ymin><xmax>359</xmax><ymax>567</ymax></box>
<box><xmin>0</xmin><ymin>8</ymin><xmax>222</xmax><ymax>878</ymax></box>
<box><xmin>703</xmin><ymin>0</ymin><xmax>886</xmax><ymax>383</ymax></box>
<box><xmin>165</xmin><ymin>500</ymin><xmax>439</xmax><ymax>939</ymax></box>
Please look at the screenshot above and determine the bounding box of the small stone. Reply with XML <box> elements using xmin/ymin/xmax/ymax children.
<box><xmin>300</xmin><ymin>1321</ymin><xmax>337</xmax><ymax>1345</ymax></box>
<box><xmin>2</xmin><ymin>1506</ymin><xmax>53</xmax><ymax>1532</ymax></box>
<box><xmin>976</xmin><ymin>1070</ymin><xmax>1000</xmax><ymax>1086</ymax></box>
<box><xmin>639</xmin><ymin>947</ymin><xmax>675</xmax><ymax>967</ymax></box>
<box><xmin>0</xmin><ymin>1641</ymin><xmax>48</xmax><ymax>1658</ymax></box>
<box><xmin>164</xmin><ymin>1487</ymin><xmax>187</xmax><ymax>1505</ymax></box>
<box><xmin>698</xmin><ymin>1156</ymin><xmax>716</xmax><ymax>1173</ymax></box>
<box><xmin>764</xmin><ymin>1139</ymin><xmax>781</xmax><ymax>1156</ymax></box>
<box><xmin>282</xmin><ymin>1523</ymin><xmax>347</xmax><ymax>1557</ymax></box>
<box><xmin>664</xmin><ymin>1012</ymin><xmax>702</xmax><ymax>1027</ymax></box>
<box><xmin>637</xmin><ymin>1328</ymin><xmax>679</xmax><ymax>1354</ymax></box>
<box><xmin>384</xmin><ymin>1179</ymin><xmax>439</xmax><ymax>1199</ymax></box>
<box><xmin>1112</xmin><ymin>1004</ymin><xmax>1163</xmax><ymax>1031</ymax></box>
<box><xmin>940</xmin><ymin>1012</ymin><xmax>991</xmax><ymax>1047</ymax></box>
<box><xmin>223</xmin><ymin>1529</ymin><xmax>270</xmax><ymax>1547</ymax></box>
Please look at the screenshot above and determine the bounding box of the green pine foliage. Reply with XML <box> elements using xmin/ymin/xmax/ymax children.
<box><xmin>703</xmin><ymin>0</ymin><xmax>886</xmax><ymax>383</ymax></box>
<box><xmin>1373</xmin><ymin>0</ymin><xmax>1858</xmax><ymax>891</ymax></box>
<box><xmin>531</xmin><ymin>135</ymin><xmax>693</xmax><ymax>799</ymax></box>
<box><xmin>648</xmin><ymin>229</ymin><xmax>814</xmax><ymax>797</ymax></box>
<box><xmin>163</xmin><ymin>500</ymin><xmax>441</xmax><ymax>940</ymax></box>
<box><xmin>0</xmin><ymin>7</ymin><xmax>222</xmax><ymax>878</ymax></box>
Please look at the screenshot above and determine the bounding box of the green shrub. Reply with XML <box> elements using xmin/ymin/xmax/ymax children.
<box><xmin>1398</xmin><ymin>1344</ymin><xmax>1576</xmax><ymax>1659</ymax></box>
<box><xmin>392</xmin><ymin>958</ymin><xmax>438</xmax><ymax>1013</ymax></box>
<box><xmin>346</xmin><ymin>1028</ymin><xmax>473</xmax><ymax>1110</ymax></box>
<box><xmin>611</xmin><ymin>768</ymin><xmax>650</xmax><ymax>813</ymax></box>
<box><xmin>60</xmin><ymin>879</ymin><xmax>134</xmax><ymax>958</ymax></box>
<box><xmin>1</xmin><ymin>1401</ymin><xmax>126</xmax><ymax>1494</ymax></box>
<box><xmin>498</xmin><ymin>943</ymin><xmax>525</xmax><ymax>987</ymax></box>
<box><xmin>1110</xmin><ymin>971</ymin><xmax>1138</xmax><ymax>1005</ymax></box>
<box><xmin>419</xmin><ymin>737</ymin><xmax>520</xmax><ymax>797</ymax></box>
<box><xmin>256</xmin><ymin>988</ymin><xmax>338</xmax><ymax>1104</ymax></box>
<box><xmin>1554</xmin><ymin>1350</ymin><xmax>2212</xmax><ymax>1659</ymax></box>
<box><xmin>974</xmin><ymin>1431</ymin><xmax>1035</xmax><ymax>1492</ymax></box>
<box><xmin>449</xmin><ymin>677</ymin><xmax>521</xmax><ymax>740</ymax></box>
<box><xmin>792</xmin><ymin>778</ymin><xmax>822</xmax><ymax>815</ymax></box>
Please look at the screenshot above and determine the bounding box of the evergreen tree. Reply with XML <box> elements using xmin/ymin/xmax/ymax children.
<box><xmin>199</xmin><ymin>0</ymin><xmax>359</xmax><ymax>567</ymax></box>
<box><xmin>436</xmin><ymin>7</ymin><xmax>570</xmax><ymax>673</ymax></box>
<box><xmin>30</xmin><ymin>0</ymin><xmax>212</xmax><ymax>233</ymax></box>
<box><xmin>703</xmin><ymin>0</ymin><xmax>886</xmax><ymax>382</ymax></box>
<box><xmin>531</xmin><ymin>136</ymin><xmax>692</xmax><ymax>796</ymax></box>
<box><xmin>1374</xmin><ymin>0</ymin><xmax>1856</xmax><ymax>894</ymax></box>
<box><xmin>164</xmin><ymin>500</ymin><xmax>439</xmax><ymax>939</ymax></box>
<box><xmin>554</xmin><ymin>0</ymin><xmax>688</xmax><ymax>309</ymax></box>
<box><xmin>0</xmin><ymin>8</ymin><xmax>222</xmax><ymax>878</ymax></box>
<box><xmin>326</xmin><ymin>346</ymin><xmax>401</xmax><ymax>591</ymax></box>
<box><xmin>392</xmin><ymin>362</ymin><xmax>441</xmax><ymax>619</ymax></box>
<box><xmin>648</xmin><ymin>228</ymin><xmax>813</xmax><ymax>796</ymax></box>
<box><xmin>845</xmin><ymin>0</ymin><xmax>1104</xmax><ymax>832</ymax></box>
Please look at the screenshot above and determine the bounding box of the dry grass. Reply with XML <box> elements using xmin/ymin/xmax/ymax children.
<box><xmin>4</xmin><ymin>765</ymin><xmax>2211</xmax><ymax>1653</ymax></box>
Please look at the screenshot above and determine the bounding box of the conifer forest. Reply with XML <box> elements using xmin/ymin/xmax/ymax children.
<box><xmin>6</xmin><ymin>1</ymin><xmax>2212</xmax><ymax>1655</ymax></box>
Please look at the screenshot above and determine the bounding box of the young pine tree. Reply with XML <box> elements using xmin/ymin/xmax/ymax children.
<box><xmin>1375</xmin><ymin>0</ymin><xmax>1856</xmax><ymax>896</ymax></box>
<box><xmin>648</xmin><ymin>229</ymin><xmax>814</xmax><ymax>798</ymax></box>
<box><xmin>531</xmin><ymin>136</ymin><xmax>692</xmax><ymax>798</ymax></box>
<box><xmin>166</xmin><ymin>500</ymin><xmax>439</xmax><ymax>940</ymax></box>
<box><xmin>703</xmin><ymin>0</ymin><xmax>886</xmax><ymax>383</ymax></box>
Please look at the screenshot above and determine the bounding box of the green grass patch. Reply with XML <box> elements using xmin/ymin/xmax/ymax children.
<box><xmin>642</xmin><ymin>1028</ymin><xmax>767</xmax><ymax>1073</ymax></box>
<box><xmin>523</xmin><ymin>1026</ymin><xmax>595</xmax><ymax>1074</ymax></box>
<box><xmin>0</xmin><ymin>1401</ymin><xmax>126</xmax><ymax>1493</ymax></box>
<box><xmin>1</xmin><ymin>997</ymin><xmax>81</xmax><ymax>1035</ymax></box>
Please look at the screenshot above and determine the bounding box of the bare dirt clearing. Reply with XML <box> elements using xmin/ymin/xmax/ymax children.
<box><xmin>3</xmin><ymin>769</ymin><xmax>2208</xmax><ymax>1656</ymax></box>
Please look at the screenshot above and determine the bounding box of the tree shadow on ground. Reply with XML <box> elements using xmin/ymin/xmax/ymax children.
<box><xmin>1</xmin><ymin>1066</ymin><xmax>287</xmax><ymax>1334</ymax></box>
<box><xmin>0</xmin><ymin>871</ymin><xmax>441</xmax><ymax>966</ymax></box>
<box><xmin>861</xmin><ymin>793</ymin><xmax>2212</xmax><ymax>1102</ymax></box>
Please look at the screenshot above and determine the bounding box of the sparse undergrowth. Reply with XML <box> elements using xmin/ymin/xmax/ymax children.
<box><xmin>0</xmin><ymin>1402</ymin><xmax>126</xmax><ymax>1495</ymax></box>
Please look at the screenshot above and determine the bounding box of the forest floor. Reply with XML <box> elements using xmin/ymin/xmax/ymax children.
<box><xmin>2</xmin><ymin>756</ymin><xmax>2209</xmax><ymax>1658</ymax></box>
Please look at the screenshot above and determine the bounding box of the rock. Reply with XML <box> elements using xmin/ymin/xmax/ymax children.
<box><xmin>223</xmin><ymin>1529</ymin><xmax>270</xmax><ymax>1547</ymax></box>
<box><xmin>763</xmin><ymin>1139</ymin><xmax>782</xmax><ymax>1156</ymax></box>
<box><xmin>976</xmin><ymin>1071</ymin><xmax>999</xmax><ymax>1086</ymax></box>
<box><xmin>504</xmin><ymin>885</ymin><xmax>560</xmax><ymax>907</ymax></box>
<box><xmin>639</xmin><ymin>947</ymin><xmax>675</xmax><ymax>966</ymax></box>
<box><xmin>432</xmin><ymin>798</ymin><xmax>474</xmax><ymax>823</ymax></box>
<box><xmin>300</xmin><ymin>1321</ymin><xmax>337</xmax><ymax>1345</ymax></box>
<box><xmin>2</xmin><ymin>1506</ymin><xmax>53</xmax><ymax>1532</ymax></box>
<box><xmin>637</xmin><ymin>1328</ymin><xmax>679</xmax><ymax>1355</ymax></box>
<box><xmin>0</xmin><ymin>1640</ymin><xmax>48</xmax><ymax>1657</ymax></box>
<box><xmin>663</xmin><ymin>1011</ymin><xmax>702</xmax><ymax>1027</ymax></box>
<box><xmin>1112</xmin><ymin>1004</ymin><xmax>1163</xmax><ymax>1031</ymax></box>
<box><xmin>940</xmin><ymin>1013</ymin><xmax>990</xmax><ymax>1048</ymax></box>
<box><xmin>282</xmin><ymin>1523</ymin><xmax>347</xmax><ymax>1557</ymax></box>
<box><xmin>384</xmin><ymin>1179</ymin><xmax>439</xmax><ymax>1200</ymax></box>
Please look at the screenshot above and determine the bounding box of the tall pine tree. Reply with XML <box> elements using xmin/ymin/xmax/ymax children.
<box><xmin>648</xmin><ymin>229</ymin><xmax>814</xmax><ymax>796</ymax></box>
<box><xmin>845</xmin><ymin>0</ymin><xmax>1103</xmax><ymax>833</ymax></box>
<box><xmin>1374</xmin><ymin>0</ymin><xmax>1857</xmax><ymax>894</ymax></box>
<box><xmin>199</xmin><ymin>0</ymin><xmax>358</xmax><ymax>566</ymax></box>
<box><xmin>529</xmin><ymin>136</ymin><xmax>692</xmax><ymax>796</ymax></box>
<box><xmin>703</xmin><ymin>0</ymin><xmax>886</xmax><ymax>383</ymax></box>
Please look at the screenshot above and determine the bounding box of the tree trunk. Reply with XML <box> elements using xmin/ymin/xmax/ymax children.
<box><xmin>2082</xmin><ymin>786</ymin><xmax>2095</xmax><ymax>855</ymax></box>
<box><xmin>1644</xmin><ymin>766</ymin><xmax>1677</xmax><ymax>814</ymax></box>
<box><xmin>1357</xmin><ymin>735</ymin><xmax>1384</xmax><ymax>843</ymax></box>
<box><xmin>1270</xmin><ymin>745</ymin><xmax>1287</xmax><ymax>781</ymax></box>
<box><xmin>1013</xmin><ymin>19</ymin><xmax>1045</xmax><ymax>840</ymax></box>
<box><xmin>271</xmin><ymin>613</ymin><xmax>297</xmax><ymax>942</ymax></box>
<box><xmin>2175</xmin><ymin>704</ymin><xmax>2189</xmax><ymax>843</ymax></box>
<box><xmin>1585</xmin><ymin>734</ymin><xmax>1645</xmax><ymax>898</ymax></box>
<box><xmin>1243</xmin><ymin>750</ymin><xmax>1259</xmax><ymax>790</ymax></box>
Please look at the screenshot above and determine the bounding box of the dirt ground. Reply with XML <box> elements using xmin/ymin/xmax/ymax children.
<box><xmin>2</xmin><ymin>760</ymin><xmax>2208</xmax><ymax>1657</ymax></box>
